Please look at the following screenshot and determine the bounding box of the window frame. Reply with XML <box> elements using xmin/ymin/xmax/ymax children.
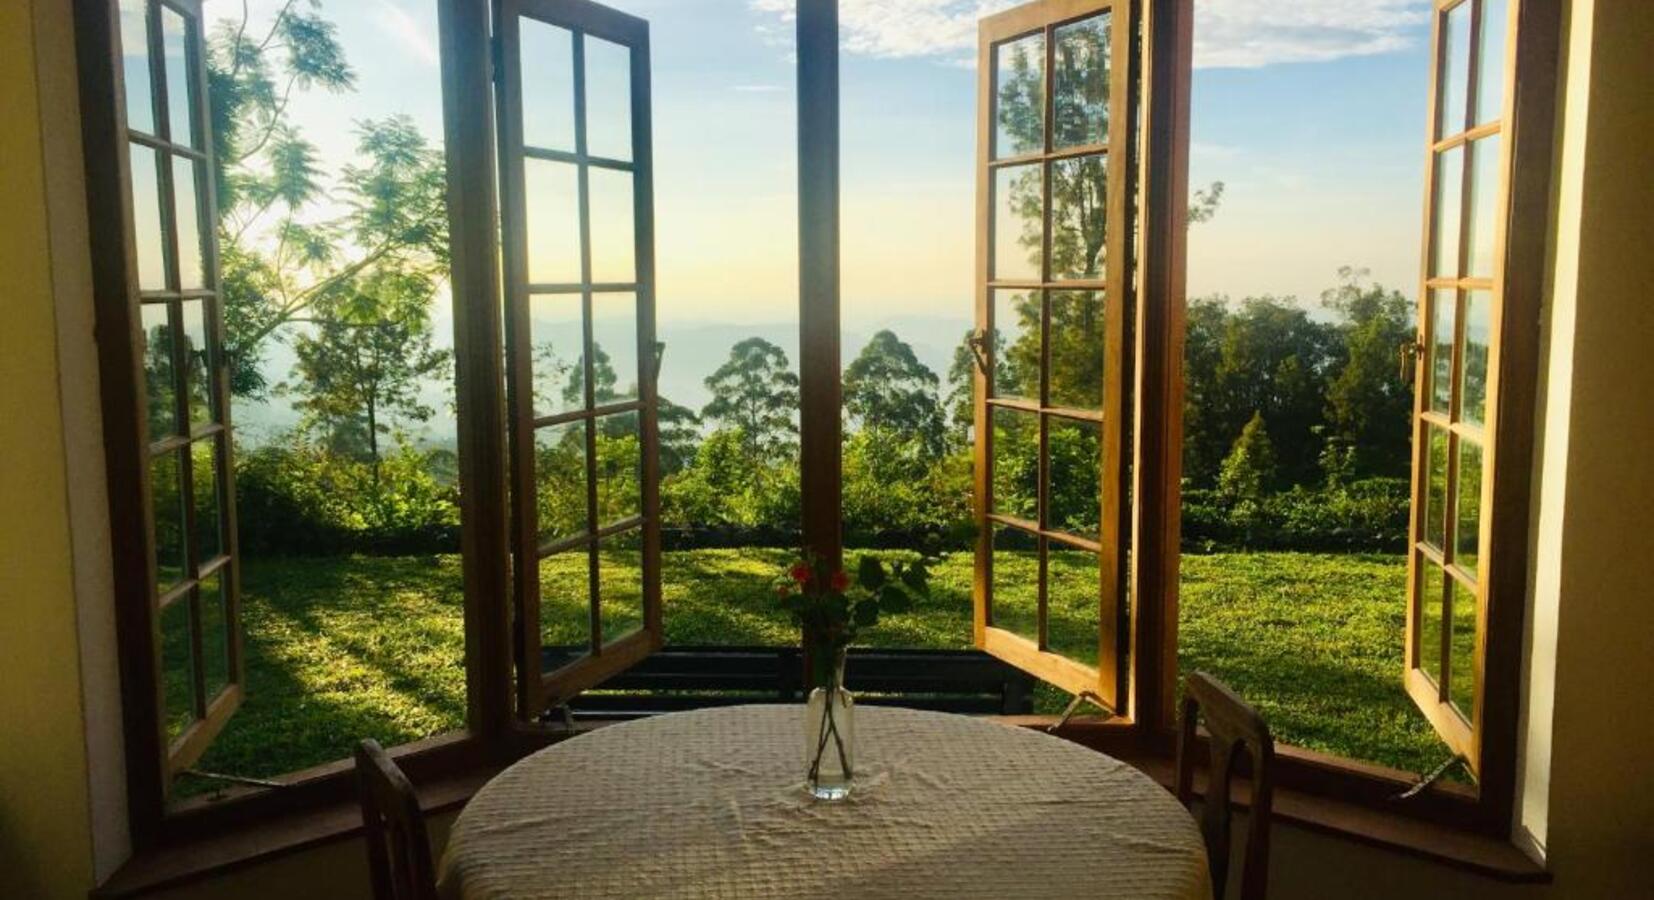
<box><xmin>972</xmin><ymin>0</ymin><xmax>1134</xmax><ymax>709</ymax></box>
<box><xmin>494</xmin><ymin>0</ymin><xmax>665</xmax><ymax>719</ymax></box>
<box><xmin>78</xmin><ymin>0</ymin><xmax>1561</xmax><ymax>861</ymax></box>
<box><xmin>1135</xmin><ymin>0</ymin><xmax>1561</xmax><ymax>837</ymax></box>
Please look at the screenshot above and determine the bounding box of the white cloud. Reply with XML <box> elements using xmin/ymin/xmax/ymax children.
<box><xmin>748</xmin><ymin>0</ymin><xmax>1430</xmax><ymax>69</ymax></box>
<box><xmin>1194</xmin><ymin>0</ymin><xmax>1431</xmax><ymax>69</ymax></box>
<box><xmin>375</xmin><ymin>0</ymin><xmax>439</xmax><ymax>67</ymax></box>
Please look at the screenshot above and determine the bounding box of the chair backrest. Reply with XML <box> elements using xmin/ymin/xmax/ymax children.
<box><xmin>1174</xmin><ymin>672</ymin><xmax>1275</xmax><ymax>900</ymax></box>
<box><xmin>355</xmin><ymin>739</ymin><xmax>438</xmax><ymax>900</ymax></box>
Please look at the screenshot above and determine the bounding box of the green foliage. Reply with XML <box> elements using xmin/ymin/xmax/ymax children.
<box><xmin>1322</xmin><ymin>267</ymin><xmax>1415</xmax><ymax>478</ymax></box>
<box><xmin>700</xmin><ymin>337</ymin><xmax>799</xmax><ymax>461</ymax></box>
<box><xmin>209</xmin><ymin>0</ymin><xmax>448</xmax><ymax>400</ymax></box>
<box><xmin>234</xmin><ymin>436</ymin><xmax>459</xmax><ymax>556</ymax></box>
<box><xmin>1182</xmin><ymin>478</ymin><xmax>1410</xmax><ymax>553</ymax></box>
<box><xmin>661</xmin><ymin>428</ymin><xmax>800</xmax><ymax>529</ymax></box>
<box><xmin>842</xmin><ymin>431</ymin><xmax>973</xmax><ymax>541</ymax></box>
<box><xmin>280</xmin><ymin>267</ymin><xmax>451</xmax><ymax>463</ymax></box>
<box><xmin>775</xmin><ymin>552</ymin><xmax>934</xmax><ymax>683</ymax></box>
<box><xmin>1219</xmin><ymin>411</ymin><xmax>1279</xmax><ymax>501</ymax></box>
<box><xmin>843</xmin><ymin>330</ymin><xmax>946</xmax><ymax>458</ymax></box>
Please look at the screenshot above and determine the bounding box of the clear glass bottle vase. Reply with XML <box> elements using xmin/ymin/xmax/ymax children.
<box><xmin>803</xmin><ymin>647</ymin><xmax>855</xmax><ymax>800</ymax></box>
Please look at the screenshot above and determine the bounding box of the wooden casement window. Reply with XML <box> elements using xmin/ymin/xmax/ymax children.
<box><xmin>84</xmin><ymin>0</ymin><xmax>246</xmax><ymax>806</ymax></box>
<box><xmin>1403</xmin><ymin>0</ymin><xmax>1544</xmax><ymax>786</ymax></box>
<box><xmin>973</xmin><ymin>0</ymin><xmax>1133</xmax><ymax>709</ymax></box>
<box><xmin>495</xmin><ymin>0</ymin><xmax>664</xmax><ymax>717</ymax></box>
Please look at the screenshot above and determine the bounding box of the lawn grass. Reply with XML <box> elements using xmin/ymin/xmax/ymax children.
<box><xmin>185</xmin><ymin>549</ymin><xmax>1447</xmax><ymax>793</ymax></box>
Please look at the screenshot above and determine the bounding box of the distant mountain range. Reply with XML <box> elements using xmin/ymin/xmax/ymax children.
<box><xmin>230</xmin><ymin>312</ymin><xmax>975</xmax><ymax>450</ymax></box>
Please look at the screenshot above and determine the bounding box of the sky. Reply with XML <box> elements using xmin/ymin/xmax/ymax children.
<box><xmin>207</xmin><ymin>0</ymin><xmax>1433</xmax><ymax>430</ymax></box>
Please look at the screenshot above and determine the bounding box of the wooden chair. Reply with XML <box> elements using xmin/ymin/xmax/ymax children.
<box><xmin>1175</xmin><ymin>672</ymin><xmax>1275</xmax><ymax>900</ymax></box>
<box><xmin>355</xmin><ymin>739</ymin><xmax>438</xmax><ymax>900</ymax></box>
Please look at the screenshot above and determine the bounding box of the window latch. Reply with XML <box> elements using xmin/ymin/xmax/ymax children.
<box><xmin>1047</xmin><ymin>691</ymin><xmax>1115</xmax><ymax>733</ymax></box>
<box><xmin>1398</xmin><ymin>339</ymin><xmax>1424</xmax><ymax>385</ymax></box>
<box><xmin>1391</xmin><ymin>753</ymin><xmax>1469</xmax><ymax>802</ymax></box>
<box><xmin>968</xmin><ymin>328</ymin><xmax>992</xmax><ymax>377</ymax></box>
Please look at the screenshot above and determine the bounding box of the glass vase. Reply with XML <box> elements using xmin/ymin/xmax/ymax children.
<box><xmin>803</xmin><ymin>647</ymin><xmax>855</xmax><ymax>800</ymax></box>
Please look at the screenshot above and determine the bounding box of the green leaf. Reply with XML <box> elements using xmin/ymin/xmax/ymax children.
<box><xmin>853</xmin><ymin>600</ymin><xmax>880</xmax><ymax>627</ymax></box>
<box><xmin>857</xmin><ymin>555</ymin><xmax>887</xmax><ymax>590</ymax></box>
<box><xmin>900</xmin><ymin>564</ymin><xmax>930</xmax><ymax>596</ymax></box>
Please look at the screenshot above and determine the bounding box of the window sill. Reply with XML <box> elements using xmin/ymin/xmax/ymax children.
<box><xmin>1116</xmin><ymin>748</ymin><xmax>1550</xmax><ymax>885</ymax></box>
<box><xmin>93</xmin><ymin>717</ymin><xmax>1548</xmax><ymax>898</ymax></box>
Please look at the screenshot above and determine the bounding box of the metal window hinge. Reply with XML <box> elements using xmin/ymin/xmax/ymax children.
<box><xmin>1399</xmin><ymin>339</ymin><xmax>1424</xmax><ymax>385</ymax></box>
<box><xmin>1048</xmin><ymin>691</ymin><xmax>1115</xmax><ymax>733</ymax></box>
<box><xmin>538</xmin><ymin>702</ymin><xmax>578</xmax><ymax>733</ymax></box>
<box><xmin>1391</xmin><ymin>753</ymin><xmax>1470</xmax><ymax>802</ymax></box>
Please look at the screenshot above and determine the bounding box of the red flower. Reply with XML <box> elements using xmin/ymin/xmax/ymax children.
<box><xmin>790</xmin><ymin>563</ymin><xmax>813</xmax><ymax>586</ymax></box>
<box><xmin>776</xmin><ymin>584</ymin><xmax>792</xmax><ymax>598</ymax></box>
<box><xmin>829</xmin><ymin>570</ymin><xmax>850</xmax><ymax>592</ymax></box>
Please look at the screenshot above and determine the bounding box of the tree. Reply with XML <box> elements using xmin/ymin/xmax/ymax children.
<box><xmin>701</xmin><ymin>338</ymin><xmax>799</xmax><ymax>460</ymax></box>
<box><xmin>209</xmin><ymin>6</ymin><xmax>448</xmax><ymax>398</ymax></box>
<box><xmin>1219</xmin><ymin>412</ymin><xmax>1278</xmax><ymax>501</ymax></box>
<box><xmin>844</xmin><ymin>330</ymin><xmax>946</xmax><ymax>458</ymax></box>
<box><xmin>1181</xmin><ymin>295</ymin><xmax>1339</xmax><ymax>487</ymax></box>
<box><xmin>280</xmin><ymin>268</ymin><xmax>450</xmax><ymax>469</ymax></box>
<box><xmin>1322</xmin><ymin>267</ymin><xmax>1415</xmax><ymax>478</ymax></box>
<box><xmin>657</xmin><ymin>398</ymin><xmax>702</xmax><ymax>476</ymax></box>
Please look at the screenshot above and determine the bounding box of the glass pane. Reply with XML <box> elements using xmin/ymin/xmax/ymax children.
<box><xmin>172</xmin><ymin>157</ymin><xmax>206</xmax><ymax>290</ymax></box>
<box><xmin>192</xmin><ymin>437</ymin><xmax>221</xmax><ymax>563</ymax></box>
<box><xmin>595</xmin><ymin>411</ymin><xmax>641</xmax><ymax>528</ymax></box>
<box><xmin>591</xmin><ymin>292</ymin><xmax>639</xmax><ymax>404</ymax></box>
<box><xmin>152</xmin><ymin>450</ymin><xmax>186</xmax><ymax>593</ymax></box>
<box><xmin>1051</xmin><ymin>155</ymin><xmax>1108</xmax><ymax>281</ymax></box>
<box><xmin>993</xmin><ymin>164</ymin><xmax>1042</xmax><ymax>282</ymax></box>
<box><xmin>993</xmin><ymin>32</ymin><xmax>1044</xmax><ymax>159</ymax></box>
<box><xmin>1048</xmin><ymin>291</ymin><xmax>1104</xmax><ymax>410</ymax></box>
<box><xmin>1431</xmin><ymin>147</ymin><xmax>1463</xmax><ymax>278</ymax></box>
<box><xmin>991</xmin><ymin>407</ymin><xmax>1039</xmax><ymax>522</ymax></box>
<box><xmin>130</xmin><ymin>143</ymin><xmax>167</xmax><ymax>291</ymax></box>
<box><xmin>520</xmin><ymin>19</ymin><xmax>575</xmax><ymax>152</ymax></box>
<box><xmin>1449</xmin><ymin>575</ymin><xmax>1479</xmax><ymax>720</ymax></box>
<box><xmin>992</xmin><ymin>290</ymin><xmax>1039</xmax><ymax>402</ymax></box>
<box><xmin>161</xmin><ymin>7</ymin><xmax>196</xmax><ymax>147</ymax></box>
<box><xmin>1456</xmin><ymin>439</ymin><xmax>1483</xmax><ymax>579</ymax></box>
<box><xmin>584</xmin><ymin>36</ymin><xmax>633</xmax><ymax>162</ymax></box>
<box><xmin>599</xmin><ymin>530</ymin><xmax>644</xmax><ymax>644</ymax></box>
<box><xmin>990</xmin><ymin>525</ymin><xmax>1039</xmax><ymax>644</ymax></box>
<box><xmin>1474</xmin><ymin>0</ymin><xmax>1508</xmax><ymax>126</ymax></box>
<box><xmin>1466</xmin><ymin>136</ymin><xmax>1502</xmax><ymax>279</ymax></box>
<box><xmin>1439</xmin><ymin>1</ymin><xmax>1471</xmax><ymax>136</ymax></box>
<box><xmin>142</xmin><ymin>302</ymin><xmax>177</xmax><ymax>440</ymax></box>
<box><xmin>1430</xmin><ymin>290</ymin><xmax>1456</xmax><ymax>415</ymax></box>
<box><xmin>524</xmin><ymin>159</ymin><xmax>581</xmax><ymax>285</ymax></box>
<box><xmin>535</xmin><ymin>420</ymin><xmax>589</xmax><ymax>545</ymax></box>
<box><xmin>180</xmin><ymin>298</ymin><xmax>213</xmax><ymax>430</ymax></box>
<box><xmin>1424</xmin><ymin>426</ymin><xmax>1448</xmax><ymax>551</ymax></box>
<box><xmin>200</xmin><ymin>570</ymin><xmax>230</xmax><ymax>701</ymax></box>
<box><xmin>119</xmin><ymin>0</ymin><xmax>155</xmax><ymax>135</ymax></box>
<box><xmin>530</xmin><ymin>295</ymin><xmax>584</xmax><ymax>417</ymax></box>
<box><xmin>1048</xmin><ymin>418</ymin><xmax>1101</xmax><ymax>539</ymax></box>
<box><xmin>588</xmin><ymin>167</ymin><xmax>636</xmax><ymax>284</ymax></box>
<box><xmin>1461</xmin><ymin>290</ymin><xmax>1491</xmax><ymax>428</ymax></box>
<box><xmin>539</xmin><ymin>550</ymin><xmax>592</xmax><ymax>666</ymax></box>
<box><xmin>1046</xmin><ymin>546</ymin><xmax>1100</xmax><ymax>669</ymax></box>
<box><xmin>1053</xmin><ymin>13</ymin><xmax>1111</xmax><ymax>149</ymax></box>
<box><xmin>1419</xmin><ymin>563</ymin><xmax>1446</xmax><ymax>688</ymax></box>
<box><xmin>160</xmin><ymin>595</ymin><xmax>196</xmax><ymax>741</ymax></box>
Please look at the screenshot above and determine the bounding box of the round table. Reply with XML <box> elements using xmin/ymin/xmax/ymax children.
<box><xmin>439</xmin><ymin>705</ymin><xmax>1210</xmax><ymax>900</ymax></box>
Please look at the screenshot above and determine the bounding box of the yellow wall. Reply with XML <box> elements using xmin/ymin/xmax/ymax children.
<box><xmin>0</xmin><ymin>0</ymin><xmax>98</xmax><ymax>896</ymax></box>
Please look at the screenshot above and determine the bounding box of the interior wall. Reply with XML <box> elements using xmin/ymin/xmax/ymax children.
<box><xmin>0</xmin><ymin>0</ymin><xmax>99</xmax><ymax>896</ymax></box>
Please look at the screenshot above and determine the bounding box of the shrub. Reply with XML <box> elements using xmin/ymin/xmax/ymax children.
<box><xmin>1182</xmin><ymin>477</ymin><xmax>1409</xmax><ymax>553</ymax></box>
<box><xmin>235</xmin><ymin>437</ymin><xmax>460</xmax><ymax>556</ymax></box>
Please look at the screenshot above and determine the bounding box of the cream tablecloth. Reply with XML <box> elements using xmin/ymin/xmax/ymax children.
<box><xmin>439</xmin><ymin>705</ymin><xmax>1210</xmax><ymax>900</ymax></box>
